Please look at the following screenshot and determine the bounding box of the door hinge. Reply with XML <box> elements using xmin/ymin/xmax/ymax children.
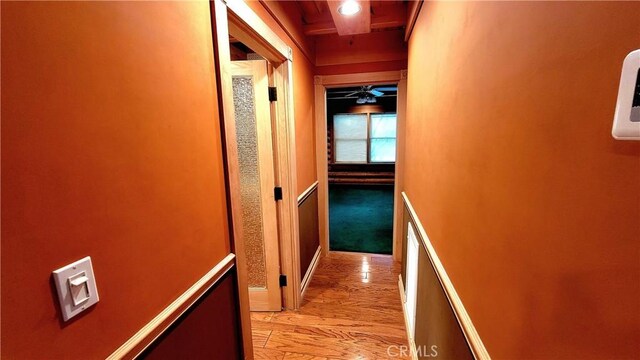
<box><xmin>268</xmin><ymin>87</ymin><xmax>277</xmax><ymax>102</ymax></box>
<box><xmin>279</xmin><ymin>274</ymin><xmax>287</xmax><ymax>287</ymax></box>
<box><xmin>274</xmin><ymin>186</ymin><xmax>283</xmax><ymax>201</ymax></box>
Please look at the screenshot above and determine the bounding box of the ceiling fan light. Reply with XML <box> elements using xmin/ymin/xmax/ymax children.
<box><xmin>338</xmin><ymin>0</ymin><xmax>361</xmax><ymax>16</ymax></box>
<box><xmin>356</xmin><ymin>97</ymin><xmax>366</xmax><ymax>104</ymax></box>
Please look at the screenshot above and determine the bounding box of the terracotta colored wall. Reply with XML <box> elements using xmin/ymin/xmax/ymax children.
<box><xmin>1</xmin><ymin>2</ymin><xmax>237</xmax><ymax>358</ymax></box>
<box><xmin>247</xmin><ymin>1</ymin><xmax>318</xmax><ymax>196</ymax></box>
<box><xmin>404</xmin><ymin>2</ymin><xmax>640</xmax><ymax>359</ymax></box>
<box><xmin>292</xmin><ymin>48</ymin><xmax>318</xmax><ymax>195</ymax></box>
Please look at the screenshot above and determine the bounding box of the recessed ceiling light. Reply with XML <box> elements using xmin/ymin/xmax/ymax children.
<box><xmin>338</xmin><ymin>0</ymin><xmax>361</xmax><ymax>16</ymax></box>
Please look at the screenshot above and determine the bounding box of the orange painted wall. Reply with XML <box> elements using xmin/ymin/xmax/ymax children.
<box><xmin>1</xmin><ymin>2</ymin><xmax>234</xmax><ymax>358</ymax></box>
<box><xmin>247</xmin><ymin>1</ymin><xmax>318</xmax><ymax>196</ymax></box>
<box><xmin>404</xmin><ymin>2</ymin><xmax>640</xmax><ymax>359</ymax></box>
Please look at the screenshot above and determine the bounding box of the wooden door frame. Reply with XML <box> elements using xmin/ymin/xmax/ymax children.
<box><xmin>210</xmin><ymin>0</ymin><xmax>301</xmax><ymax>357</ymax></box>
<box><xmin>314</xmin><ymin>70</ymin><xmax>408</xmax><ymax>262</ymax></box>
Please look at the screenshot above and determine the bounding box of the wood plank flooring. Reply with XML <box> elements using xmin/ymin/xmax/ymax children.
<box><xmin>252</xmin><ymin>252</ymin><xmax>409</xmax><ymax>360</ymax></box>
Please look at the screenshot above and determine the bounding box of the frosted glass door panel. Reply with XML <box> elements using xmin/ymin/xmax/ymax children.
<box><xmin>231</xmin><ymin>60</ymin><xmax>281</xmax><ymax>311</ymax></box>
<box><xmin>335</xmin><ymin>140</ymin><xmax>367</xmax><ymax>163</ymax></box>
<box><xmin>370</xmin><ymin>138</ymin><xmax>396</xmax><ymax>163</ymax></box>
<box><xmin>232</xmin><ymin>76</ymin><xmax>267</xmax><ymax>288</ymax></box>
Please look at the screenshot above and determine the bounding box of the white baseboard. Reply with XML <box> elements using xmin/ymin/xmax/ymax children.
<box><xmin>398</xmin><ymin>276</ymin><xmax>418</xmax><ymax>360</ymax></box>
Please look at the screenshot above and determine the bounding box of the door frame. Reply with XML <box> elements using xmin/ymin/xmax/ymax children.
<box><xmin>229</xmin><ymin>60</ymin><xmax>281</xmax><ymax>312</ymax></box>
<box><xmin>210</xmin><ymin>0</ymin><xmax>301</xmax><ymax>356</ymax></box>
<box><xmin>314</xmin><ymin>70</ymin><xmax>408</xmax><ymax>262</ymax></box>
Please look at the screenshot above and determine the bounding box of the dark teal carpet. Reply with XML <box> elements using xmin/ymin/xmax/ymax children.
<box><xmin>329</xmin><ymin>184</ymin><xmax>394</xmax><ymax>254</ymax></box>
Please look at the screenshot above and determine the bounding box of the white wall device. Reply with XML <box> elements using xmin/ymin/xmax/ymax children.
<box><xmin>612</xmin><ymin>49</ymin><xmax>640</xmax><ymax>140</ymax></box>
<box><xmin>52</xmin><ymin>256</ymin><xmax>99</xmax><ymax>321</ymax></box>
<box><xmin>405</xmin><ymin>222</ymin><xmax>420</xmax><ymax>340</ymax></box>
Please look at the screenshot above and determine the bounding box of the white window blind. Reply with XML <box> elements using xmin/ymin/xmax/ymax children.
<box><xmin>334</xmin><ymin>114</ymin><xmax>368</xmax><ymax>163</ymax></box>
<box><xmin>333</xmin><ymin>113</ymin><xmax>397</xmax><ymax>163</ymax></box>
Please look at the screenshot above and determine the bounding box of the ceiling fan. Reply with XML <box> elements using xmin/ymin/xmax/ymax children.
<box><xmin>345</xmin><ymin>85</ymin><xmax>397</xmax><ymax>104</ymax></box>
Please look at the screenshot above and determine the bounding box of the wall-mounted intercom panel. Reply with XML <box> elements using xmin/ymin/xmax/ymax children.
<box><xmin>612</xmin><ymin>49</ymin><xmax>640</xmax><ymax>140</ymax></box>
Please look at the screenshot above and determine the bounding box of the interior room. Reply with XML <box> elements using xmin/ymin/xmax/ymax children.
<box><xmin>326</xmin><ymin>84</ymin><xmax>398</xmax><ymax>254</ymax></box>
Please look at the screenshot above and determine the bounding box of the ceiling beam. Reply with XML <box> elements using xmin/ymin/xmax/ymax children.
<box><xmin>305</xmin><ymin>2</ymin><xmax>405</xmax><ymax>36</ymax></box>
<box><xmin>327</xmin><ymin>0</ymin><xmax>371</xmax><ymax>36</ymax></box>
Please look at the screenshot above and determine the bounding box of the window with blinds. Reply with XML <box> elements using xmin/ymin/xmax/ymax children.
<box><xmin>333</xmin><ymin>113</ymin><xmax>397</xmax><ymax>163</ymax></box>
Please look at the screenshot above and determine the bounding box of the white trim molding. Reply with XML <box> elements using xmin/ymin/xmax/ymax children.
<box><xmin>398</xmin><ymin>276</ymin><xmax>419</xmax><ymax>360</ymax></box>
<box><xmin>297</xmin><ymin>181</ymin><xmax>319</xmax><ymax>205</ymax></box>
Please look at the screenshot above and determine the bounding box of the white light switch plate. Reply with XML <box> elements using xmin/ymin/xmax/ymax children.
<box><xmin>52</xmin><ymin>256</ymin><xmax>99</xmax><ymax>321</ymax></box>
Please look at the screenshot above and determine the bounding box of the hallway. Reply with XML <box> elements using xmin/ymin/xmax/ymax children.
<box><xmin>252</xmin><ymin>252</ymin><xmax>409</xmax><ymax>359</ymax></box>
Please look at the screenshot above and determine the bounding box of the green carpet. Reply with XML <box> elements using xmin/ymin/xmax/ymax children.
<box><xmin>329</xmin><ymin>184</ymin><xmax>394</xmax><ymax>254</ymax></box>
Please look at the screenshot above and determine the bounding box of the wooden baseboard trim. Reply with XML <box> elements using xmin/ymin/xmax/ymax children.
<box><xmin>398</xmin><ymin>276</ymin><xmax>418</xmax><ymax>360</ymax></box>
<box><xmin>300</xmin><ymin>246</ymin><xmax>322</xmax><ymax>298</ymax></box>
<box><xmin>297</xmin><ymin>181</ymin><xmax>319</xmax><ymax>205</ymax></box>
<box><xmin>402</xmin><ymin>192</ymin><xmax>491</xmax><ymax>360</ymax></box>
<box><xmin>107</xmin><ymin>253</ymin><xmax>236</xmax><ymax>360</ymax></box>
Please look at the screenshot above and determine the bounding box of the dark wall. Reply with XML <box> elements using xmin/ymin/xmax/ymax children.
<box><xmin>298</xmin><ymin>187</ymin><xmax>320</xmax><ymax>279</ymax></box>
<box><xmin>140</xmin><ymin>270</ymin><xmax>242</xmax><ymax>360</ymax></box>
<box><xmin>415</xmin><ymin>249</ymin><xmax>473</xmax><ymax>360</ymax></box>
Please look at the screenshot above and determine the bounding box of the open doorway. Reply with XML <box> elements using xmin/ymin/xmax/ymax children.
<box><xmin>314</xmin><ymin>70</ymin><xmax>407</xmax><ymax>263</ymax></box>
<box><xmin>326</xmin><ymin>85</ymin><xmax>398</xmax><ymax>254</ymax></box>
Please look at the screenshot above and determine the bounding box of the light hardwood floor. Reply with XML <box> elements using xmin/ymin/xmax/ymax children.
<box><xmin>252</xmin><ymin>252</ymin><xmax>409</xmax><ymax>360</ymax></box>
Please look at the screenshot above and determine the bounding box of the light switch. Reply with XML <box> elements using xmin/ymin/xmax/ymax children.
<box><xmin>52</xmin><ymin>256</ymin><xmax>99</xmax><ymax>321</ymax></box>
<box><xmin>68</xmin><ymin>272</ymin><xmax>90</xmax><ymax>306</ymax></box>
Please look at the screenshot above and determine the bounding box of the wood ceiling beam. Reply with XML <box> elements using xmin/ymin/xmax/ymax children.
<box><xmin>327</xmin><ymin>0</ymin><xmax>371</xmax><ymax>36</ymax></box>
<box><xmin>370</xmin><ymin>4</ymin><xmax>406</xmax><ymax>30</ymax></box>
<box><xmin>305</xmin><ymin>2</ymin><xmax>405</xmax><ymax>36</ymax></box>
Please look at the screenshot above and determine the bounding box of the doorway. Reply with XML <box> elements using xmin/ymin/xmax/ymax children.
<box><xmin>314</xmin><ymin>70</ymin><xmax>408</xmax><ymax>262</ymax></box>
<box><xmin>326</xmin><ymin>85</ymin><xmax>398</xmax><ymax>254</ymax></box>
<box><xmin>210</xmin><ymin>0</ymin><xmax>303</xmax><ymax>354</ymax></box>
<box><xmin>228</xmin><ymin>41</ymin><xmax>281</xmax><ymax>311</ymax></box>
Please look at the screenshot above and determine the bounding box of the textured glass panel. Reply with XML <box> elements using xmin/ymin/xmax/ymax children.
<box><xmin>232</xmin><ymin>76</ymin><xmax>267</xmax><ymax>288</ymax></box>
<box><xmin>335</xmin><ymin>140</ymin><xmax>367</xmax><ymax>163</ymax></box>
<box><xmin>370</xmin><ymin>138</ymin><xmax>396</xmax><ymax>162</ymax></box>
<box><xmin>334</xmin><ymin>114</ymin><xmax>367</xmax><ymax>139</ymax></box>
<box><xmin>370</xmin><ymin>113</ymin><xmax>397</xmax><ymax>138</ymax></box>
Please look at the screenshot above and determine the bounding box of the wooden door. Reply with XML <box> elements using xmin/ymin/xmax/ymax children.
<box><xmin>230</xmin><ymin>60</ymin><xmax>282</xmax><ymax>311</ymax></box>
